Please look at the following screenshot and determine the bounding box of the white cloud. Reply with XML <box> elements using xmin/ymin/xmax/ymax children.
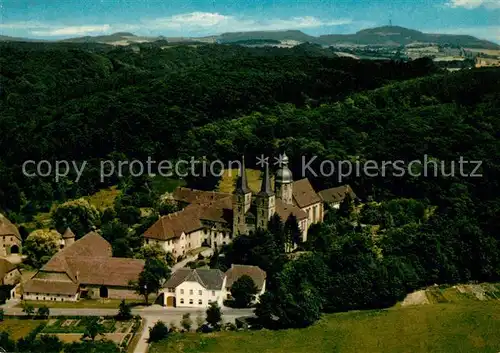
<box><xmin>31</xmin><ymin>25</ymin><xmax>111</xmax><ymax>36</ymax></box>
<box><xmin>0</xmin><ymin>12</ymin><xmax>351</xmax><ymax>37</ymax></box>
<box><xmin>145</xmin><ymin>12</ymin><xmax>351</xmax><ymax>33</ymax></box>
<box><xmin>446</xmin><ymin>0</ymin><xmax>500</xmax><ymax>9</ymax></box>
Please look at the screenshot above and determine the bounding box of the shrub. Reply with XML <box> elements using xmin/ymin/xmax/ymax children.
<box><xmin>148</xmin><ymin>321</ymin><xmax>169</xmax><ymax>343</ymax></box>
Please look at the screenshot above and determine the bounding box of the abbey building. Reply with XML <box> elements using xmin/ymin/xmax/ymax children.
<box><xmin>144</xmin><ymin>154</ymin><xmax>328</xmax><ymax>256</ymax></box>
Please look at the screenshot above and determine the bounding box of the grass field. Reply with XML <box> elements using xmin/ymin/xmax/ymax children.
<box><xmin>218</xmin><ymin>169</ymin><xmax>271</xmax><ymax>193</ymax></box>
<box><xmin>152</xmin><ymin>176</ymin><xmax>185</xmax><ymax>195</ymax></box>
<box><xmin>18</xmin><ymin>299</ymin><xmax>144</xmax><ymax>309</ymax></box>
<box><xmin>0</xmin><ymin>319</ymin><xmax>47</xmax><ymax>339</ymax></box>
<box><xmin>84</xmin><ymin>185</ymin><xmax>121</xmax><ymax>210</ymax></box>
<box><xmin>150</xmin><ymin>300</ymin><xmax>500</xmax><ymax>353</ymax></box>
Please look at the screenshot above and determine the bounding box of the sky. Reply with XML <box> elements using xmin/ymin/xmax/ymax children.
<box><xmin>1</xmin><ymin>0</ymin><xmax>499</xmax><ymax>43</ymax></box>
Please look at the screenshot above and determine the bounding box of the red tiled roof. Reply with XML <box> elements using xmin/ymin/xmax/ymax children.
<box><xmin>28</xmin><ymin>232</ymin><xmax>144</xmax><ymax>295</ymax></box>
<box><xmin>225</xmin><ymin>264</ymin><xmax>266</xmax><ymax>291</ymax></box>
<box><xmin>24</xmin><ymin>279</ymin><xmax>78</xmax><ymax>295</ymax></box>
<box><xmin>292</xmin><ymin>179</ymin><xmax>322</xmax><ymax>208</ymax></box>
<box><xmin>66</xmin><ymin>257</ymin><xmax>145</xmax><ymax>287</ymax></box>
<box><xmin>276</xmin><ymin>198</ymin><xmax>307</xmax><ymax>221</ymax></box>
<box><xmin>318</xmin><ymin>185</ymin><xmax>357</xmax><ymax>203</ymax></box>
<box><xmin>0</xmin><ymin>258</ymin><xmax>18</xmax><ymax>279</ymax></box>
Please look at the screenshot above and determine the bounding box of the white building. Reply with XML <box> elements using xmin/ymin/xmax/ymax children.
<box><xmin>161</xmin><ymin>265</ymin><xmax>267</xmax><ymax>308</ymax></box>
<box><xmin>162</xmin><ymin>268</ymin><xmax>226</xmax><ymax>308</ymax></box>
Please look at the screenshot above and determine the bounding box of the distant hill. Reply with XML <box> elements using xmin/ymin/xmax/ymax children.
<box><xmin>219</xmin><ymin>26</ymin><xmax>499</xmax><ymax>49</ymax></box>
<box><xmin>0</xmin><ymin>35</ymin><xmax>45</xmax><ymax>42</ymax></box>
<box><xmin>318</xmin><ymin>26</ymin><xmax>500</xmax><ymax>49</ymax></box>
<box><xmin>1</xmin><ymin>26</ymin><xmax>498</xmax><ymax>50</ymax></box>
<box><xmin>218</xmin><ymin>30</ymin><xmax>316</xmax><ymax>43</ymax></box>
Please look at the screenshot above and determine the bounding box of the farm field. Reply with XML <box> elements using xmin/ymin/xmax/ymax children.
<box><xmin>0</xmin><ymin>317</ymin><xmax>140</xmax><ymax>347</ymax></box>
<box><xmin>150</xmin><ymin>299</ymin><xmax>500</xmax><ymax>353</ymax></box>
<box><xmin>0</xmin><ymin>319</ymin><xmax>47</xmax><ymax>339</ymax></box>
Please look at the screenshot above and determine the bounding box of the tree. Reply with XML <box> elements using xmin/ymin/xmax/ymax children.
<box><xmin>0</xmin><ymin>331</ymin><xmax>16</xmax><ymax>352</ymax></box>
<box><xmin>284</xmin><ymin>214</ymin><xmax>302</xmax><ymax>251</ymax></box>
<box><xmin>206</xmin><ymin>301</ymin><xmax>222</xmax><ymax>329</ymax></box>
<box><xmin>36</xmin><ymin>305</ymin><xmax>50</xmax><ymax>319</ymax></box>
<box><xmin>34</xmin><ymin>334</ymin><xmax>64</xmax><ymax>353</ymax></box>
<box><xmin>131</xmin><ymin>258</ymin><xmax>170</xmax><ymax>305</ymax></box>
<box><xmin>51</xmin><ymin>198</ymin><xmax>100</xmax><ymax>238</ymax></box>
<box><xmin>338</xmin><ymin>193</ymin><xmax>354</xmax><ymax>218</ymax></box>
<box><xmin>230</xmin><ymin>275</ymin><xmax>258</xmax><ymax>308</ymax></box>
<box><xmin>157</xmin><ymin>200</ymin><xmax>179</xmax><ymax>216</ymax></box>
<box><xmin>148</xmin><ymin>321</ymin><xmax>169</xmax><ymax>343</ymax></box>
<box><xmin>23</xmin><ymin>229</ymin><xmax>61</xmax><ymax>268</ymax></box>
<box><xmin>82</xmin><ymin>318</ymin><xmax>105</xmax><ymax>342</ymax></box>
<box><xmin>268</xmin><ymin>213</ymin><xmax>286</xmax><ymax>253</ymax></box>
<box><xmin>136</xmin><ymin>244</ymin><xmax>166</xmax><ymax>261</ymax></box>
<box><xmin>180</xmin><ymin>313</ymin><xmax>193</xmax><ymax>331</ymax></box>
<box><xmin>117</xmin><ymin>300</ymin><xmax>132</xmax><ymax>320</ymax></box>
<box><xmin>65</xmin><ymin>340</ymin><xmax>121</xmax><ymax>353</ymax></box>
<box><xmin>195</xmin><ymin>312</ymin><xmax>205</xmax><ymax>330</ymax></box>
<box><xmin>101</xmin><ymin>207</ymin><xmax>117</xmax><ymax>225</ymax></box>
<box><xmin>22</xmin><ymin>303</ymin><xmax>35</xmax><ymax>317</ymax></box>
<box><xmin>117</xmin><ymin>206</ymin><xmax>141</xmax><ymax>226</ymax></box>
<box><xmin>209</xmin><ymin>246</ymin><xmax>221</xmax><ymax>269</ymax></box>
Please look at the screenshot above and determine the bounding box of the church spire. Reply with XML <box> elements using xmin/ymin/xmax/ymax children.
<box><xmin>235</xmin><ymin>155</ymin><xmax>250</xmax><ymax>194</ymax></box>
<box><xmin>258</xmin><ymin>161</ymin><xmax>274</xmax><ymax>196</ymax></box>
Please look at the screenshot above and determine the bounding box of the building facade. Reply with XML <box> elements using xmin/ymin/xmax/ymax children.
<box><xmin>144</xmin><ymin>153</ymin><xmax>327</xmax><ymax>254</ymax></box>
<box><xmin>23</xmin><ymin>232</ymin><xmax>144</xmax><ymax>302</ymax></box>
<box><xmin>161</xmin><ymin>265</ymin><xmax>266</xmax><ymax>308</ymax></box>
<box><xmin>0</xmin><ymin>214</ymin><xmax>22</xmax><ymax>256</ymax></box>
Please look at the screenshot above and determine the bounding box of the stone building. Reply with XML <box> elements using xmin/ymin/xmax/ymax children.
<box><xmin>0</xmin><ymin>214</ymin><xmax>22</xmax><ymax>256</ymax></box>
<box><xmin>23</xmin><ymin>232</ymin><xmax>144</xmax><ymax>302</ymax></box>
<box><xmin>144</xmin><ymin>153</ymin><xmax>325</xmax><ymax>255</ymax></box>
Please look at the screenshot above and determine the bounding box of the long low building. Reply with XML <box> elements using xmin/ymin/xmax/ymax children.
<box><xmin>23</xmin><ymin>232</ymin><xmax>144</xmax><ymax>302</ymax></box>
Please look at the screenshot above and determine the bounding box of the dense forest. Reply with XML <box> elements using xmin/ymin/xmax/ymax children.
<box><xmin>1</xmin><ymin>41</ymin><xmax>500</xmax><ymax>329</ymax></box>
<box><xmin>0</xmin><ymin>41</ymin><xmax>438</xmax><ymax>217</ymax></box>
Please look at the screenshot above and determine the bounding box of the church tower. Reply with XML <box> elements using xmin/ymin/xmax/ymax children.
<box><xmin>232</xmin><ymin>156</ymin><xmax>252</xmax><ymax>236</ymax></box>
<box><xmin>256</xmin><ymin>161</ymin><xmax>275</xmax><ymax>230</ymax></box>
<box><xmin>275</xmin><ymin>153</ymin><xmax>293</xmax><ymax>205</ymax></box>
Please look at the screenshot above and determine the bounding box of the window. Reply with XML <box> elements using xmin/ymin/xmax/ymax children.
<box><xmin>198</xmin><ymin>290</ymin><xmax>202</xmax><ymax>295</ymax></box>
<box><xmin>198</xmin><ymin>299</ymin><xmax>202</xmax><ymax>305</ymax></box>
<box><xmin>189</xmin><ymin>299</ymin><xmax>193</xmax><ymax>304</ymax></box>
<box><xmin>189</xmin><ymin>289</ymin><xmax>193</xmax><ymax>295</ymax></box>
<box><xmin>212</xmin><ymin>291</ymin><xmax>215</xmax><ymax>296</ymax></box>
<box><xmin>180</xmin><ymin>298</ymin><xmax>184</xmax><ymax>304</ymax></box>
<box><xmin>180</xmin><ymin>289</ymin><xmax>184</xmax><ymax>294</ymax></box>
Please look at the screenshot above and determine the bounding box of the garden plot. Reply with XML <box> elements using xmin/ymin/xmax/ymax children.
<box><xmin>39</xmin><ymin>317</ymin><xmax>136</xmax><ymax>346</ymax></box>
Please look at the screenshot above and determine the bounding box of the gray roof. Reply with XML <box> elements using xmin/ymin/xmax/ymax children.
<box><xmin>164</xmin><ymin>268</ymin><xmax>225</xmax><ymax>290</ymax></box>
